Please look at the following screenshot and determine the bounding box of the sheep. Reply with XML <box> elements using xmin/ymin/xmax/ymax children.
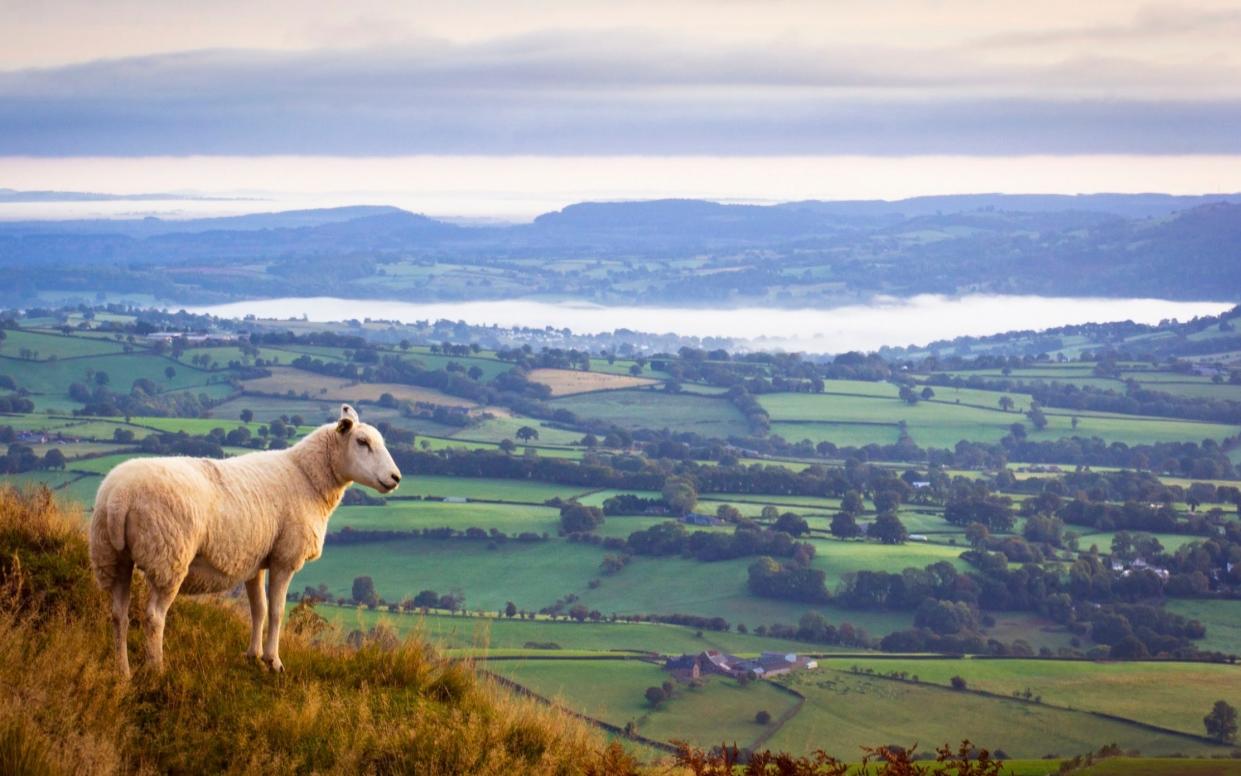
<box><xmin>88</xmin><ymin>404</ymin><xmax>401</xmax><ymax>677</ymax></box>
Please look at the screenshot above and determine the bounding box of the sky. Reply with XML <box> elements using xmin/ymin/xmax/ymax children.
<box><xmin>2</xmin><ymin>0</ymin><xmax>1241</xmax><ymax>218</ymax></box>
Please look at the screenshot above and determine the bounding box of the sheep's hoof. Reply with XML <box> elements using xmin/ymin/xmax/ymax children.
<box><xmin>262</xmin><ymin>656</ymin><xmax>285</xmax><ymax>673</ymax></box>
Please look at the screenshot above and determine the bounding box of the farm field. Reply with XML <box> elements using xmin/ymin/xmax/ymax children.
<box><xmin>759</xmin><ymin>391</ymin><xmax>1241</xmax><ymax>448</ymax></box>
<box><xmin>767</xmin><ymin>668</ymin><xmax>1232</xmax><ymax>758</ymax></box>
<box><xmin>1165</xmin><ymin>600</ymin><xmax>1241</xmax><ymax>655</ymax></box>
<box><xmin>551</xmin><ymin>390</ymin><xmax>751</xmax><ymax>437</ymax></box>
<box><xmin>0</xmin><ymin>353</ymin><xmax>217</xmax><ymax>406</ymax></box>
<box><xmin>823</xmin><ymin>657</ymin><xmax>1241</xmax><ymax>736</ymax></box>
<box><xmin>331</xmin><ymin>501</ymin><xmax>562</xmax><ymax>535</ymax></box>
<box><xmin>0</xmin><ymin>328</ymin><xmax>129</xmax><ymax>358</ymax></box>
<box><xmin>317</xmin><ymin>606</ymin><xmax>819</xmax><ymax>656</ymax></box>
<box><xmin>489</xmin><ymin>659</ymin><xmax>801</xmax><ymax>749</ymax></box>
<box><xmin>384</xmin><ymin>475</ymin><xmax>591</xmax><ymax>503</ymax></box>
<box><xmin>241</xmin><ymin>367</ymin><xmax>477</xmax><ymax>407</ymax></box>
<box><xmin>295</xmin><ymin>538</ymin><xmax>606</xmax><ymax>611</ymax></box>
<box><xmin>527</xmin><ymin>367</ymin><xmax>656</xmax><ymax>396</ymax></box>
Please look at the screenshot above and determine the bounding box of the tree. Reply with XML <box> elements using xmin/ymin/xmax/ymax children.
<box><xmin>498</xmin><ymin>438</ymin><xmax>516</xmax><ymax>453</ymax></box>
<box><xmin>560</xmin><ymin>502</ymin><xmax>604</xmax><ymax>533</ymax></box>
<box><xmin>830</xmin><ymin>512</ymin><xmax>861</xmax><ymax>539</ymax></box>
<box><xmin>841</xmin><ymin>490</ymin><xmax>864</xmax><ymax>515</ymax></box>
<box><xmin>950</xmin><ymin>675</ymin><xmax>968</xmax><ymax>690</ymax></box>
<box><xmin>920</xmin><ymin>386</ymin><xmax>935</xmax><ymax>400</ymax></box>
<box><xmin>774</xmin><ymin>512</ymin><xmax>809</xmax><ymax>537</ymax></box>
<box><xmin>998</xmin><ymin>396</ymin><xmax>1014</xmax><ymax>412</ymax></box>
<box><xmin>41</xmin><ymin>449</ymin><xmax>66</xmax><ymax>470</ymax></box>
<box><xmin>164</xmin><ymin>366</ymin><xmax>176</xmax><ymax>380</ymax></box>
<box><xmin>516</xmin><ymin>426</ymin><xmax>539</xmax><ymax>443</ymax></box>
<box><xmin>644</xmin><ymin>686</ymin><xmax>666</xmax><ymax>707</ymax></box>
<box><xmin>869</xmin><ymin>512</ymin><xmax>908</xmax><ymax>545</ymax></box>
<box><xmin>662</xmin><ymin>476</ymin><xmax>698</xmax><ymax>516</ymax></box>
<box><xmin>504</xmin><ymin>601</ymin><xmax>518</xmax><ymax>618</ymax></box>
<box><xmin>1026</xmin><ymin>404</ymin><xmax>1048</xmax><ymax>431</ymax></box>
<box><xmin>240</xmin><ymin>408</ymin><xmax>254</xmax><ymax>423</ymax></box>
<box><xmin>755</xmin><ymin>710</ymin><xmax>772</xmax><ymax>724</ymax></box>
<box><xmin>351</xmin><ymin>576</ymin><xmax>378</xmax><ymax>606</ymax></box>
<box><xmin>965</xmin><ymin>522</ymin><xmax>990</xmax><ymax>548</ymax></box>
<box><xmin>1205</xmin><ymin>700</ymin><xmax>1238</xmax><ymax>742</ymax></box>
<box><xmin>93</xmin><ymin>371</ymin><xmax>110</xmax><ymax>386</ymax></box>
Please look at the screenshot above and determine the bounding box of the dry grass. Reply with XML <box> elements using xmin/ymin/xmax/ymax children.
<box><xmin>0</xmin><ymin>485</ymin><xmax>634</xmax><ymax>776</ymax></box>
<box><xmin>528</xmin><ymin>369</ymin><xmax>657</xmax><ymax>397</ymax></box>
<box><xmin>243</xmin><ymin>367</ymin><xmax>478</xmax><ymax>409</ymax></box>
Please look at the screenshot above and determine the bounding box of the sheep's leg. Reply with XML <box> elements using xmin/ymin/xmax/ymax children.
<box><xmin>244</xmin><ymin>570</ymin><xmax>267</xmax><ymax>659</ymax></box>
<box><xmin>110</xmin><ymin>558</ymin><xmax>134</xmax><ymax>679</ymax></box>
<box><xmin>262</xmin><ymin>567</ymin><xmax>294</xmax><ymax>673</ymax></box>
<box><xmin>143</xmin><ymin>582</ymin><xmax>179</xmax><ymax>674</ymax></box>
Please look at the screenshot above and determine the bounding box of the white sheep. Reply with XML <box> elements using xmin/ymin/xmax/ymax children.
<box><xmin>88</xmin><ymin>404</ymin><xmax>401</xmax><ymax>676</ymax></box>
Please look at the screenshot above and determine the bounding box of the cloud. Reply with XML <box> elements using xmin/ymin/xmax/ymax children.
<box><xmin>1</xmin><ymin>32</ymin><xmax>1239</xmax><ymax>156</ymax></box>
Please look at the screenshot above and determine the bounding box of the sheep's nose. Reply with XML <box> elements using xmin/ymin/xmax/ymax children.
<box><xmin>390</xmin><ymin>473</ymin><xmax>401</xmax><ymax>483</ymax></box>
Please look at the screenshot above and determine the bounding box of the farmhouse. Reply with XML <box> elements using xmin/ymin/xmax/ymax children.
<box><xmin>663</xmin><ymin>650</ymin><xmax>816</xmax><ymax>681</ymax></box>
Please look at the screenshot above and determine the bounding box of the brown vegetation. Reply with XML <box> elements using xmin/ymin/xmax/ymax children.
<box><xmin>243</xmin><ymin>367</ymin><xmax>478</xmax><ymax>408</ymax></box>
<box><xmin>0</xmin><ymin>485</ymin><xmax>624</xmax><ymax>775</ymax></box>
<box><xmin>527</xmin><ymin>368</ymin><xmax>657</xmax><ymax>396</ymax></box>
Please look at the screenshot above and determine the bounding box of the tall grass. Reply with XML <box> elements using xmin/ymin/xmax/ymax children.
<box><xmin>0</xmin><ymin>485</ymin><xmax>631</xmax><ymax>775</ymax></box>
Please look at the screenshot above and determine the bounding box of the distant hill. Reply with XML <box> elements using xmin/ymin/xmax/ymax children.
<box><xmin>1</xmin><ymin>194</ymin><xmax>1239</xmax><ymax>305</ymax></box>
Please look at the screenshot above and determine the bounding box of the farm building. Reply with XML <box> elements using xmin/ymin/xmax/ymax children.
<box><xmin>663</xmin><ymin>650</ymin><xmax>816</xmax><ymax>681</ymax></box>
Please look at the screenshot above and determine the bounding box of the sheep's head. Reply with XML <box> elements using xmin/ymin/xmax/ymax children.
<box><xmin>335</xmin><ymin>404</ymin><xmax>402</xmax><ymax>493</ymax></box>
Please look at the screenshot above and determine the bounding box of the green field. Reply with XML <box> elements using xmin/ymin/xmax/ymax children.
<box><xmin>387</xmin><ymin>475</ymin><xmax>592</xmax><ymax>503</ymax></box>
<box><xmin>0</xmin><ymin>329</ymin><xmax>130</xmax><ymax>359</ymax></box>
<box><xmin>551</xmin><ymin>390</ymin><xmax>751</xmax><ymax>437</ymax></box>
<box><xmin>317</xmin><ymin>606</ymin><xmax>820</xmax><ymax>656</ymax></box>
<box><xmin>332</xmin><ymin>501</ymin><xmax>562</xmax><ymax>535</ymax></box>
<box><xmin>760</xmin><ymin>391</ymin><xmax>1241</xmax><ymax>448</ymax></box>
<box><xmin>767</xmin><ymin>668</ymin><xmax>1232</xmax><ymax>758</ymax></box>
<box><xmin>823</xmin><ymin>657</ymin><xmax>1241</xmax><ymax>736</ymax></box>
<box><xmin>1165</xmin><ymin>599</ymin><xmax>1241</xmax><ymax>655</ymax></box>
<box><xmin>490</xmin><ymin>659</ymin><xmax>801</xmax><ymax>749</ymax></box>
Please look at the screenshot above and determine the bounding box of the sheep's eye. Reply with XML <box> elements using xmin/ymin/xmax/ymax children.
<box><xmin>357</xmin><ymin>438</ymin><xmax>371</xmax><ymax>449</ymax></box>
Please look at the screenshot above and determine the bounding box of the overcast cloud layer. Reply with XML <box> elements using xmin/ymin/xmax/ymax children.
<box><xmin>3</xmin><ymin>0</ymin><xmax>1241</xmax><ymax>156</ymax></box>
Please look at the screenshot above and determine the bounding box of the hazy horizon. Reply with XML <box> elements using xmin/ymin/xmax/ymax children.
<box><xmin>5</xmin><ymin>155</ymin><xmax>1241</xmax><ymax>221</ymax></box>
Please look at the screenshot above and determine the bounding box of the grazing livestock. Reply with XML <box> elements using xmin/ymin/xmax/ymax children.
<box><xmin>88</xmin><ymin>404</ymin><xmax>400</xmax><ymax>676</ymax></box>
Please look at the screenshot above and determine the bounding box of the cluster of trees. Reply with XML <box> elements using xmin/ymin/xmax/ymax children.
<box><xmin>625</xmin><ymin>521</ymin><xmax>815</xmax><ymax>564</ymax></box>
<box><xmin>69</xmin><ymin>378</ymin><xmax>223</xmax><ymax>418</ymax></box>
<box><xmin>1</xmin><ymin>441</ymin><xmax>66</xmax><ymax>473</ymax></box>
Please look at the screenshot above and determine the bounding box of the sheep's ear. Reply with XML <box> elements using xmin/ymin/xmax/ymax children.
<box><xmin>336</xmin><ymin>417</ymin><xmax>354</xmax><ymax>434</ymax></box>
<box><xmin>341</xmin><ymin>404</ymin><xmax>360</xmax><ymax>422</ymax></box>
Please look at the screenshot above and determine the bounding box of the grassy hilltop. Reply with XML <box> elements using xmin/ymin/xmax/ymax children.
<box><xmin>0</xmin><ymin>486</ymin><xmax>611</xmax><ymax>775</ymax></box>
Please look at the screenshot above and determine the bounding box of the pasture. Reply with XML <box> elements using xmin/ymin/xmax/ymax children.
<box><xmin>768</xmin><ymin>668</ymin><xmax>1231</xmax><ymax>758</ymax></box>
<box><xmin>386</xmin><ymin>474</ymin><xmax>591</xmax><ymax>503</ymax></box>
<box><xmin>551</xmin><ymin>390</ymin><xmax>751</xmax><ymax>437</ymax></box>
<box><xmin>332</xmin><ymin>502</ymin><xmax>562</xmax><ymax>535</ymax></box>
<box><xmin>823</xmin><ymin>657</ymin><xmax>1241</xmax><ymax>736</ymax></box>
<box><xmin>490</xmin><ymin>659</ymin><xmax>801</xmax><ymax>749</ymax></box>
<box><xmin>759</xmin><ymin>390</ymin><xmax>1241</xmax><ymax>448</ymax></box>
<box><xmin>317</xmin><ymin>606</ymin><xmax>817</xmax><ymax>655</ymax></box>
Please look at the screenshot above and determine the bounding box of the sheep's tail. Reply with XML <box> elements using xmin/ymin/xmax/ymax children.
<box><xmin>88</xmin><ymin>483</ymin><xmax>130</xmax><ymax>588</ymax></box>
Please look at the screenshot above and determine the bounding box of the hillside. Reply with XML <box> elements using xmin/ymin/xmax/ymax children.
<box><xmin>2</xmin><ymin>194</ymin><xmax>1241</xmax><ymax>306</ymax></box>
<box><xmin>0</xmin><ymin>485</ymin><xmax>614</xmax><ymax>775</ymax></box>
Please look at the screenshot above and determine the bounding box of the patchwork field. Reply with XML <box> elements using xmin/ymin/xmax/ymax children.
<box><xmin>242</xmin><ymin>367</ymin><xmax>477</xmax><ymax>407</ymax></box>
<box><xmin>490</xmin><ymin>659</ymin><xmax>801</xmax><ymax>749</ymax></box>
<box><xmin>527</xmin><ymin>367</ymin><xmax>656</xmax><ymax>396</ymax></box>
<box><xmin>824</xmin><ymin>657</ymin><xmax>1241</xmax><ymax>736</ymax></box>
<box><xmin>767</xmin><ymin>668</ymin><xmax>1231</xmax><ymax>758</ymax></box>
<box><xmin>550</xmin><ymin>390</ymin><xmax>751</xmax><ymax>437</ymax></box>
